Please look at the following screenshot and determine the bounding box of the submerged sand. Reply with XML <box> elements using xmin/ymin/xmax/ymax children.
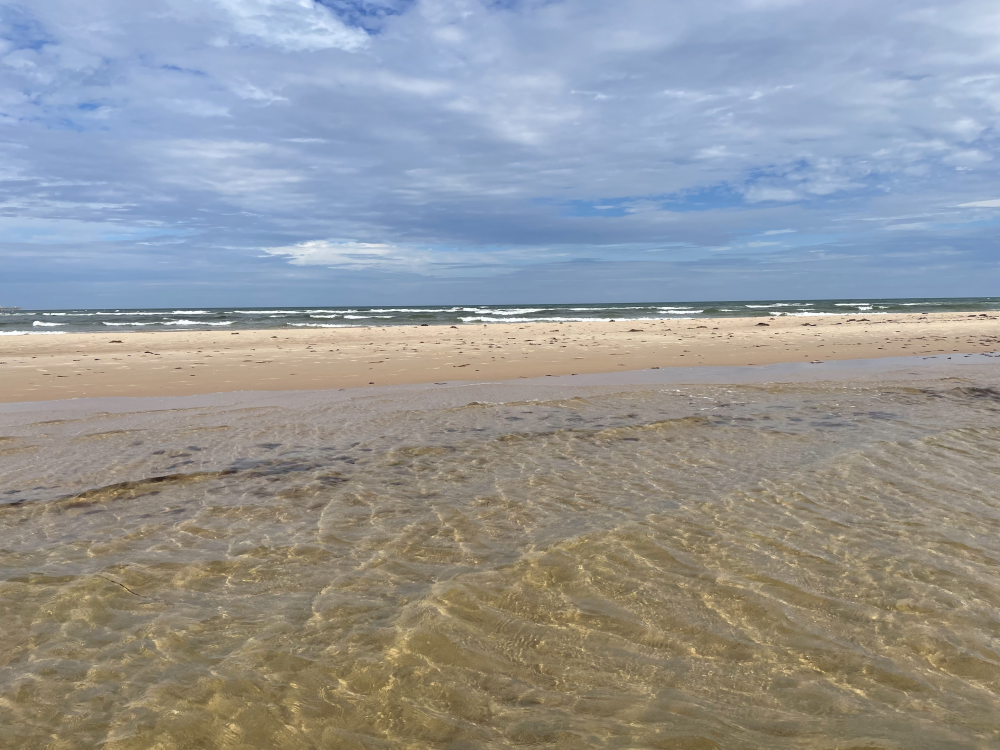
<box><xmin>1</xmin><ymin>310</ymin><xmax>998</xmax><ymax>402</ymax></box>
<box><xmin>2</xmin><ymin>359</ymin><xmax>1000</xmax><ymax>749</ymax></box>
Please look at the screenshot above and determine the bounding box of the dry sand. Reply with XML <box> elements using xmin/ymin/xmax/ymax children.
<box><xmin>1</xmin><ymin>311</ymin><xmax>998</xmax><ymax>403</ymax></box>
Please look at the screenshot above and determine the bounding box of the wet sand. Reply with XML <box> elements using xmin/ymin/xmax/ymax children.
<box><xmin>1</xmin><ymin>310</ymin><xmax>997</xmax><ymax>402</ymax></box>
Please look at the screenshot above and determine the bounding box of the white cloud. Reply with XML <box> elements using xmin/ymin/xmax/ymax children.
<box><xmin>0</xmin><ymin>217</ymin><xmax>180</xmax><ymax>244</ymax></box>
<box><xmin>695</xmin><ymin>145</ymin><xmax>731</xmax><ymax>160</ymax></box>
<box><xmin>1</xmin><ymin>0</ymin><xmax>999</xmax><ymax>296</ymax></box>
<box><xmin>158</xmin><ymin>98</ymin><xmax>230</xmax><ymax>117</ymax></box>
<box><xmin>957</xmin><ymin>199</ymin><xmax>1000</xmax><ymax>208</ymax></box>
<box><xmin>743</xmin><ymin>187</ymin><xmax>801</xmax><ymax>203</ymax></box>
<box><xmin>263</xmin><ymin>239</ymin><xmax>553</xmax><ymax>276</ymax></box>
<box><xmin>949</xmin><ymin>118</ymin><xmax>985</xmax><ymax>141</ymax></box>
<box><xmin>231</xmin><ymin>81</ymin><xmax>289</xmax><ymax>103</ymax></box>
<box><xmin>210</xmin><ymin>0</ymin><xmax>369</xmax><ymax>52</ymax></box>
<box><xmin>264</xmin><ymin>240</ymin><xmax>416</xmax><ymax>271</ymax></box>
<box><xmin>883</xmin><ymin>223</ymin><xmax>931</xmax><ymax>231</ymax></box>
<box><xmin>154</xmin><ymin>140</ymin><xmax>304</xmax><ymax>200</ymax></box>
<box><xmin>944</xmin><ymin>149</ymin><xmax>992</xmax><ymax>168</ymax></box>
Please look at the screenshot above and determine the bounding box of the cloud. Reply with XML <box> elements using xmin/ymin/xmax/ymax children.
<box><xmin>264</xmin><ymin>239</ymin><xmax>428</xmax><ymax>272</ymax></box>
<box><xmin>957</xmin><ymin>199</ymin><xmax>1000</xmax><ymax>208</ymax></box>
<box><xmin>1</xmin><ymin>0</ymin><xmax>998</xmax><ymax>305</ymax></box>
<box><xmin>262</xmin><ymin>239</ymin><xmax>560</xmax><ymax>276</ymax></box>
<box><xmin>883</xmin><ymin>223</ymin><xmax>931</xmax><ymax>231</ymax></box>
<box><xmin>210</xmin><ymin>0</ymin><xmax>369</xmax><ymax>51</ymax></box>
<box><xmin>0</xmin><ymin>217</ymin><xmax>183</xmax><ymax>244</ymax></box>
<box><xmin>743</xmin><ymin>187</ymin><xmax>801</xmax><ymax>203</ymax></box>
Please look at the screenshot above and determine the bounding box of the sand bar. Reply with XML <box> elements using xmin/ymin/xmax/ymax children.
<box><xmin>1</xmin><ymin>310</ymin><xmax>997</xmax><ymax>403</ymax></box>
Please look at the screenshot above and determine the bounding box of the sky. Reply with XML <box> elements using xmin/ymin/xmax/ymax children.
<box><xmin>1</xmin><ymin>0</ymin><xmax>998</xmax><ymax>308</ymax></box>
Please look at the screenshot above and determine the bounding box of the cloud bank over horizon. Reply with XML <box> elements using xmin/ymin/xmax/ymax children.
<box><xmin>1</xmin><ymin>0</ymin><xmax>998</xmax><ymax>306</ymax></box>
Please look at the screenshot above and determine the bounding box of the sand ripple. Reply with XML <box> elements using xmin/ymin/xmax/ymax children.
<box><xmin>1</xmin><ymin>381</ymin><xmax>999</xmax><ymax>748</ymax></box>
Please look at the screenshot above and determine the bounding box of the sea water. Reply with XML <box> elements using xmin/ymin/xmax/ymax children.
<box><xmin>1</xmin><ymin>362</ymin><xmax>999</xmax><ymax>749</ymax></box>
<box><xmin>2</xmin><ymin>296</ymin><xmax>999</xmax><ymax>335</ymax></box>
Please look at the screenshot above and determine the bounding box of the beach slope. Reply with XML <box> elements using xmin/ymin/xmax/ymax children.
<box><xmin>1</xmin><ymin>310</ymin><xmax>997</xmax><ymax>402</ymax></box>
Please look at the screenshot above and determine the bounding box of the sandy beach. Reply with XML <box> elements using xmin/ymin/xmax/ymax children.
<box><xmin>2</xmin><ymin>310</ymin><xmax>998</xmax><ymax>402</ymax></box>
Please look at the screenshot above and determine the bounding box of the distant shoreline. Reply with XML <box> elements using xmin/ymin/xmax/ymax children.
<box><xmin>1</xmin><ymin>310</ymin><xmax>998</xmax><ymax>403</ymax></box>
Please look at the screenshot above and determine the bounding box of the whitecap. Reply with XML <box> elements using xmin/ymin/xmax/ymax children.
<box><xmin>369</xmin><ymin>308</ymin><xmax>452</xmax><ymax>313</ymax></box>
<box><xmin>103</xmin><ymin>311</ymin><xmax>173</xmax><ymax>315</ymax></box>
<box><xmin>164</xmin><ymin>320</ymin><xmax>233</xmax><ymax>326</ymax></box>
<box><xmin>459</xmin><ymin>316</ymin><xmax>573</xmax><ymax>323</ymax></box>
<box><xmin>459</xmin><ymin>316</ymin><xmax>669</xmax><ymax>324</ymax></box>
<box><xmin>290</xmin><ymin>323</ymin><xmax>355</xmax><ymax>328</ymax></box>
<box><xmin>479</xmin><ymin>308</ymin><xmax>549</xmax><ymax>316</ymax></box>
<box><xmin>769</xmin><ymin>311</ymin><xmax>838</xmax><ymax>317</ymax></box>
<box><xmin>238</xmin><ymin>310</ymin><xmax>308</xmax><ymax>315</ymax></box>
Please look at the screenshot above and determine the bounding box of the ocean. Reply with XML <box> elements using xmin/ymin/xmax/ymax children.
<box><xmin>2</xmin><ymin>358</ymin><xmax>999</xmax><ymax>749</ymax></box>
<box><xmin>2</xmin><ymin>296</ymin><xmax>999</xmax><ymax>335</ymax></box>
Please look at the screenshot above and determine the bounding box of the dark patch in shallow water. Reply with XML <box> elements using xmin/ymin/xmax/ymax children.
<box><xmin>45</xmin><ymin>470</ymin><xmax>238</xmax><ymax>509</ymax></box>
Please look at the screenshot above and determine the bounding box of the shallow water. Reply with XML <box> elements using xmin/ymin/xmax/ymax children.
<box><xmin>2</xmin><ymin>370</ymin><xmax>1000</xmax><ymax>749</ymax></box>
